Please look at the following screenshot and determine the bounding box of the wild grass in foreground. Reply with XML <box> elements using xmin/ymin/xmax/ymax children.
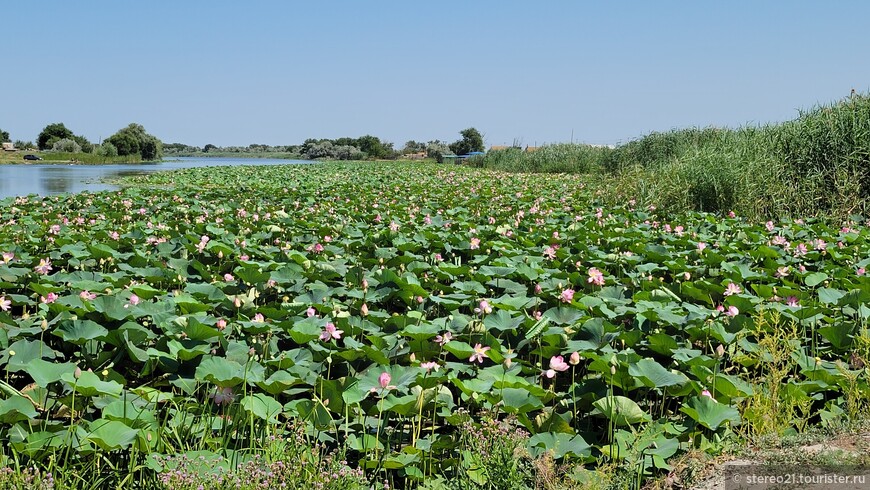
<box><xmin>0</xmin><ymin>162</ymin><xmax>867</xmax><ymax>488</ymax></box>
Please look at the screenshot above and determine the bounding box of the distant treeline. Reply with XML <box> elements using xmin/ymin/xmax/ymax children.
<box><xmin>2</xmin><ymin>122</ymin><xmax>163</xmax><ymax>161</ymax></box>
<box><xmin>467</xmin><ymin>92</ymin><xmax>870</xmax><ymax>220</ymax></box>
<box><xmin>164</xmin><ymin>128</ymin><xmax>485</xmax><ymax>162</ymax></box>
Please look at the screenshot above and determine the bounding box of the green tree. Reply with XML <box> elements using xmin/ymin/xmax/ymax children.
<box><xmin>105</xmin><ymin>123</ymin><xmax>163</xmax><ymax>160</ymax></box>
<box><xmin>203</xmin><ymin>144</ymin><xmax>217</xmax><ymax>153</ymax></box>
<box><xmin>356</xmin><ymin>135</ymin><xmax>393</xmax><ymax>159</ymax></box>
<box><xmin>401</xmin><ymin>140</ymin><xmax>427</xmax><ymax>155</ymax></box>
<box><xmin>37</xmin><ymin>123</ymin><xmax>73</xmax><ymax>150</ymax></box>
<box><xmin>72</xmin><ymin>135</ymin><xmax>93</xmax><ymax>153</ymax></box>
<box><xmin>0</xmin><ymin>129</ymin><xmax>9</xmax><ymax>143</ymax></box>
<box><xmin>449</xmin><ymin>127</ymin><xmax>485</xmax><ymax>155</ymax></box>
<box><xmin>426</xmin><ymin>140</ymin><xmax>450</xmax><ymax>163</ymax></box>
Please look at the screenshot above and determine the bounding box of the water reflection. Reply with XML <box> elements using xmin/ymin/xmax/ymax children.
<box><xmin>41</xmin><ymin>167</ymin><xmax>73</xmax><ymax>194</ymax></box>
<box><xmin>0</xmin><ymin>157</ymin><xmax>311</xmax><ymax>200</ymax></box>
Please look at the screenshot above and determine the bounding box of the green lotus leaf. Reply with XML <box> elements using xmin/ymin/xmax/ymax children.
<box><xmin>680</xmin><ymin>396</ymin><xmax>740</xmax><ymax>430</ymax></box>
<box><xmin>592</xmin><ymin>396</ymin><xmax>651</xmax><ymax>426</ymax></box>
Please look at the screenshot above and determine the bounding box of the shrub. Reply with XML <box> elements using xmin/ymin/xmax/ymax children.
<box><xmin>51</xmin><ymin>138</ymin><xmax>81</xmax><ymax>153</ymax></box>
<box><xmin>98</xmin><ymin>142</ymin><xmax>119</xmax><ymax>157</ymax></box>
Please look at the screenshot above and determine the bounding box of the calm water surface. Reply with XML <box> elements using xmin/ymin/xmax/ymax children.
<box><xmin>0</xmin><ymin>157</ymin><xmax>312</xmax><ymax>200</ymax></box>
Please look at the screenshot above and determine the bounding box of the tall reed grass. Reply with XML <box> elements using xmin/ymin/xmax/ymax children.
<box><xmin>472</xmin><ymin>92</ymin><xmax>870</xmax><ymax>219</ymax></box>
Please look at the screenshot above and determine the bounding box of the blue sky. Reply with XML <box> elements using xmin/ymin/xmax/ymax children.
<box><xmin>4</xmin><ymin>1</ymin><xmax>870</xmax><ymax>148</ymax></box>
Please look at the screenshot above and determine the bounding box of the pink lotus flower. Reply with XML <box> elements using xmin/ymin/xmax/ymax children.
<box><xmin>701</xmin><ymin>389</ymin><xmax>713</xmax><ymax>399</ymax></box>
<box><xmin>587</xmin><ymin>268</ymin><xmax>605</xmax><ymax>286</ymax></box>
<box><xmin>560</xmin><ymin>288</ymin><xmax>575</xmax><ymax>303</ymax></box>
<box><xmin>210</xmin><ymin>386</ymin><xmax>236</xmax><ymax>406</ymax></box>
<box><xmin>128</xmin><ymin>294</ymin><xmax>140</xmax><ymax>306</ymax></box>
<box><xmin>534</xmin><ymin>283</ymin><xmax>542</xmax><ymax>294</ymax></box>
<box><xmin>253</xmin><ymin>313</ymin><xmax>265</xmax><ymax>323</ymax></box>
<box><xmin>775</xmin><ymin>266</ymin><xmax>789</xmax><ymax>278</ymax></box>
<box><xmin>34</xmin><ymin>258</ymin><xmax>53</xmax><ymax>275</ymax></box>
<box><xmin>794</xmin><ymin>243</ymin><xmax>808</xmax><ymax>257</ymax></box>
<box><xmin>0</xmin><ymin>296</ymin><xmax>10</xmax><ymax>312</ymax></box>
<box><xmin>79</xmin><ymin>290</ymin><xmax>96</xmax><ymax>301</ymax></box>
<box><xmin>223</xmin><ymin>273</ymin><xmax>234</xmax><ymax>282</ymax></box>
<box><xmin>724</xmin><ymin>305</ymin><xmax>739</xmax><ymax>317</ymax></box>
<box><xmin>474</xmin><ymin>300</ymin><xmax>492</xmax><ymax>315</ymax></box>
<box><xmin>785</xmin><ymin>296</ymin><xmax>799</xmax><ymax>307</ymax></box>
<box><xmin>360</xmin><ymin>303</ymin><xmax>369</xmax><ymax>316</ymax></box>
<box><xmin>420</xmin><ymin>361</ymin><xmax>440</xmax><ymax>372</ymax></box>
<box><xmin>765</xmin><ymin>221</ymin><xmax>775</xmax><ymax>232</ymax></box>
<box><xmin>723</xmin><ymin>283</ymin><xmax>742</xmax><ymax>296</ymax></box>
<box><xmin>469</xmin><ymin>237</ymin><xmax>480</xmax><ymax>250</ymax></box>
<box><xmin>320</xmin><ymin>322</ymin><xmax>343</xmax><ymax>341</ymax></box>
<box><xmin>41</xmin><ymin>293</ymin><xmax>58</xmax><ymax>304</ymax></box>
<box><xmin>216</xmin><ymin>318</ymin><xmax>227</xmax><ymax>330</ymax></box>
<box><xmin>569</xmin><ymin>352</ymin><xmax>581</xmax><ymax>365</ymax></box>
<box><xmin>377</xmin><ymin>372</ymin><xmax>396</xmax><ymax>391</ymax></box>
<box><xmin>306</xmin><ymin>307</ymin><xmax>317</xmax><ymax>317</ymax></box>
<box><xmin>469</xmin><ymin>343</ymin><xmax>490</xmax><ymax>364</ymax></box>
<box><xmin>435</xmin><ymin>331</ymin><xmax>452</xmax><ymax>346</ymax></box>
<box><xmin>858</xmin><ymin>268</ymin><xmax>866</xmax><ymax>276</ymax></box>
<box><xmin>543</xmin><ymin>246</ymin><xmax>557</xmax><ymax>259</ymax></box>
<box><xmin>544</xmin><ymin>355</ymin><xmax>570</xmax><ymax>378</ymax></box>
<box><xmin>1</xmin><ymin>252</ymin><xmax>13</xmax><ymax>264</ymax></box>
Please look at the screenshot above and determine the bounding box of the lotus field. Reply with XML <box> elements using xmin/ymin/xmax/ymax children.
<box><xmin>0</xmin><ymin>161</ymin><xmax>868</xmax><ymax>488</ymax></box>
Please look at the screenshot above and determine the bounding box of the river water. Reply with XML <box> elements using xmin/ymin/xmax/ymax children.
<box><xmin>0</xmin><ymin>157</ymin><xmax>312</xmax><ymax>200</ymax></box>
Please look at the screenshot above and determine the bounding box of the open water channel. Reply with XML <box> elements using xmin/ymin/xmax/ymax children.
<box><xmin>0</xmin><ymin>157</ymin><xmax>311</xmax><ymax>200</ymax></box>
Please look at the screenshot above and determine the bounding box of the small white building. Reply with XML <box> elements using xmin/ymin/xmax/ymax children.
<box><xmin>2</xmin><ymin>142</ymin><xmax>16</xmax><ymax>151</ymax></box>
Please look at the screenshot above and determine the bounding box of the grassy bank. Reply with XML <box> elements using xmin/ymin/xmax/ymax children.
<box><xmin>0</xmin><ymin>151</ymin><xmax>144</xmax><ymax>164</ymax></box>
<box><xmin>472</xmin><ymin>92</ymin><xmax>870</xmax><ymax>220</ymax></box>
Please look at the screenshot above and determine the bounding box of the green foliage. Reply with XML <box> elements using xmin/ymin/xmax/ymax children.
<box><xmin>105</xmin><ymin>123</ymin><xmax>163</xmax><ymax>161</ymax></box>
<box><xmin>37</xmin><ymin>123</ymin><xmax>73</xmax><ymax>150</ymax></box>
<box><xmin>426</xmin><ymin>140</ymin><xmax>450</xmax><ymax>163</ymax></box>
<box><xmin>50</xmin><ymin>138</ymin><xmax>81</xmax><ymax>153</ymax></box>
<box><xmin>475</xmin><ymin>144</ymin><xmax>610</xmax><ymax>174</ymax></box>
<box><xmin>97</xmin><ymin>142</ymin><xmax>118</xmax><ymax>158</ymax></box>
<box><xmin>0</xmin><ymin>129</ymin><xmax>9</xmax><ymax>143</ymax></box>
<box><xmin>449</xmin><ymin>127</ymin><xmax>485</xmax><ymax>155</ymax></box>
<box><xmin>474</xmin><ymin>92</ymin><xmax>870</xmax><ymax>220</ymax></box>
<box><xmin>0</xmin><ymin>161</ymin><xmax>867</xmax><ymax>487</ymax></box>
<box><xmin>401</xmin><ymin>140</ymin><xmax>427</xmax><ymax>155</ymax></box>
<box><xmin>40</xmin><ymin>151</ymin><xmax>141</xmax><ymax>164</ymax></box>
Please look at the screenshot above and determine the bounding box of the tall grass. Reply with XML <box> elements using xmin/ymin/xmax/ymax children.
<box><xmin>41</xmin><ymin>152</ymin><xmax>144</xmax><ymax>164</ymax></box>
<box><xmin>468</xmin><ymin>144</ymin><xmax>609</xmax><ymax>174</ymax></box>
<box><xmin>471</xmin><ymin>92</ymin><xmax>870</xmax><ymax>219</ymax></box>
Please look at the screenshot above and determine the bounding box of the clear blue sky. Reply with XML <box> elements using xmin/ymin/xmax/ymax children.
<box><xmin>4</xmin><ymin>1</ymin><xmax>870</xmax><ymax>148</ymax></box>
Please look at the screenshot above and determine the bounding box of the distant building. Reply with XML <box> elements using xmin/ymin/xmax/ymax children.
<box><xmin>401</xmin><ymin>151</ymin><xmax>427</xmax><ymax>160</ymax></box>
<box><xmin>2</xmin><ymin>142</ymin><xmax>16</xmax><ymax>151</ymax></box>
